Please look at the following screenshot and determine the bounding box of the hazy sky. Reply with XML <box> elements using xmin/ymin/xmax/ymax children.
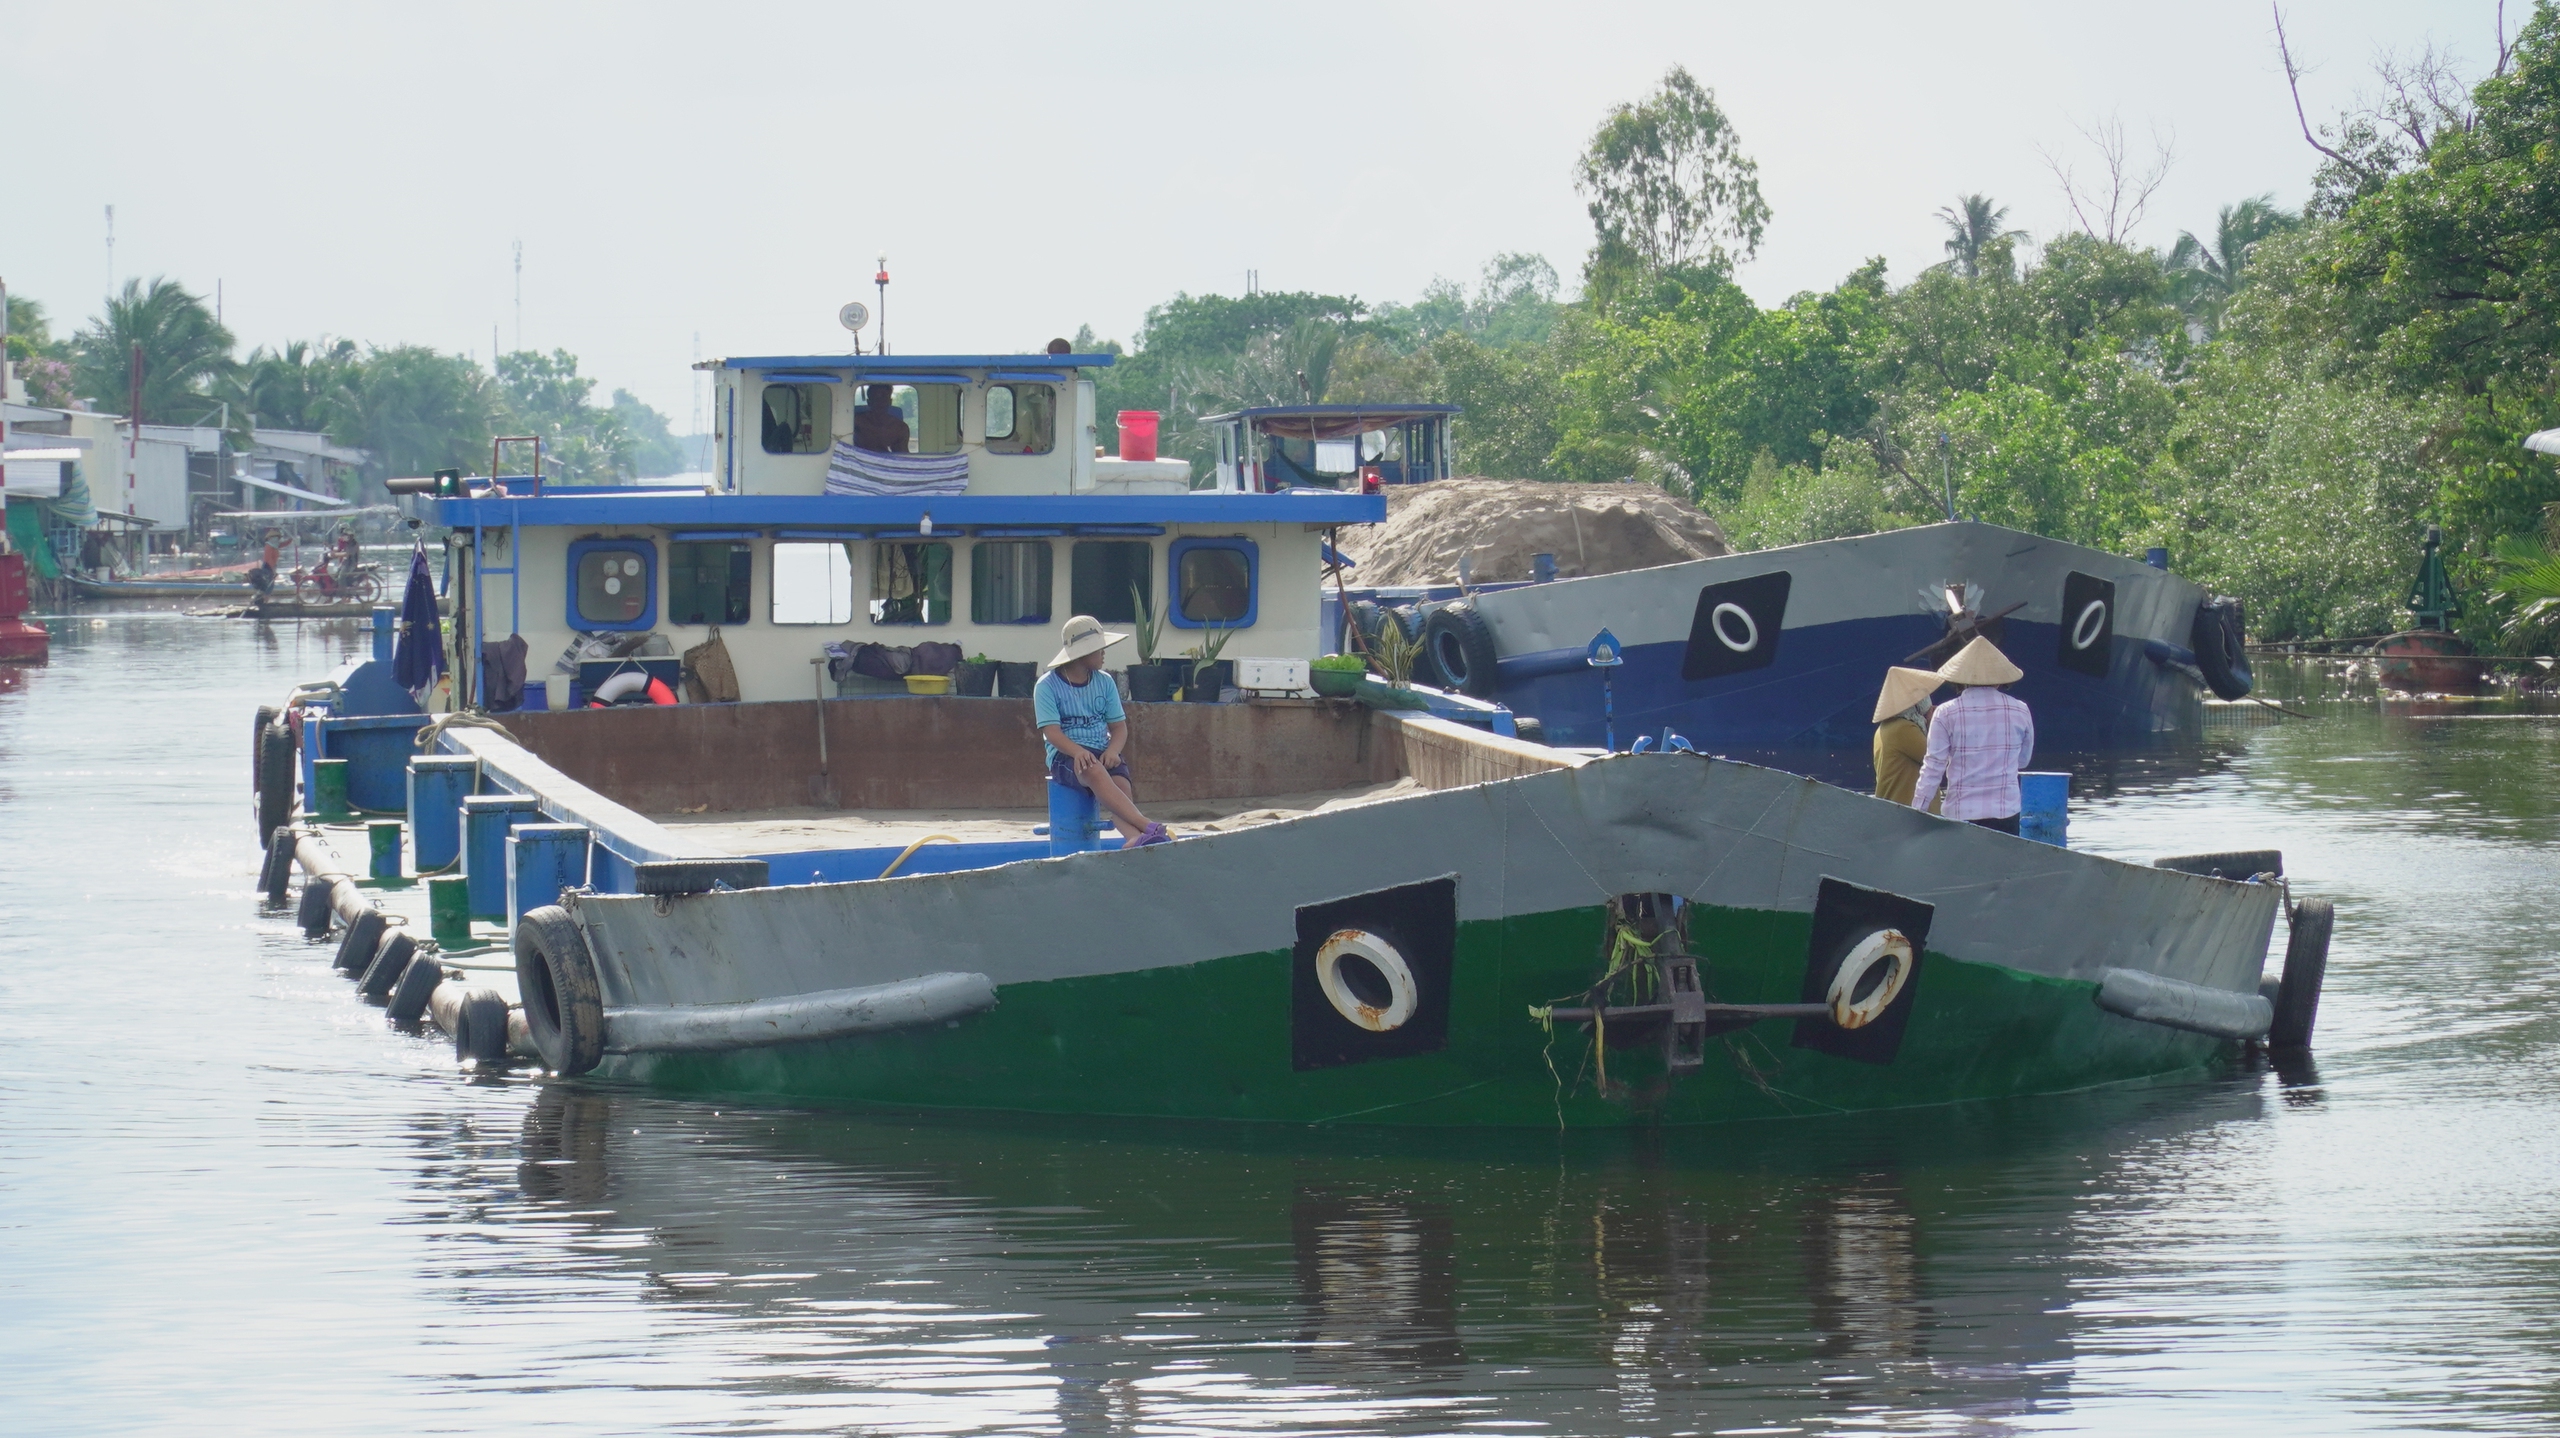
<box><xmin>3</xmin><ymin>0</ymin><xmax>2510</xmax><ymax>425</ymax></box>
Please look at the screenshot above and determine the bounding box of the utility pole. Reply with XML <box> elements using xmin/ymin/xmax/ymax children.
<box><xmin>513</xmin><ymin>240</ymin><xmax>523</xmax><ymax>353</ymax></box>
<box><xmin>104</xmin><ymin>206</ymin><xmax>115</xmax><ymax>297</ymax></box>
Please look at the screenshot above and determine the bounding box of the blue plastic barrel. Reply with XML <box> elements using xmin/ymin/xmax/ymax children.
<box><xmin>371</xmin><ymin>606</ymin><xmax>396</xmax><ymax>661</ymax></box>
<box><xmin>507</xmin><ymin>823</ymin><xmax>591</xmax><ymax>933</ymax></box>
<box><xmin>1046</xmin><ymin>780</ymin><xmax>1106</xmax><ymax>857</ymax></box>
<box><xmin>2019</xmin><ymin>771</ymin><xmax>2071</xmax><ymax>847</ymax></box>
<box><xmin>462</xmin><ymin>794</ymin><xmax>543</xmax><ymax>919</ymax></box>
<box><xmin>407</xmin><ymin>757</ymin><xmax>479</xmax><ymax>872</ymax></box>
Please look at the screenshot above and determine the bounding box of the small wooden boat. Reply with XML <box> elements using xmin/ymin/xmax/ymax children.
<box><xmin>70</xmin><ymin>573</ymin><xmax>254</xmax><ymax>600</ymax></box>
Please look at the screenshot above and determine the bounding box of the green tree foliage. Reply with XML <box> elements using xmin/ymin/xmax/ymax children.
<box><xmin>1937</xmin><ymin>195</ymin><xmax>2026</xmax><ymax>279</ymax></box>
<box><xmin>612</xmin><ymin>389</ymin><xmax>689</xmax><ymax>476</ymax></box>
<box><xmin>73</xmin><ymin>277</ymin><xmax>237</xmax><ymax>425</ymax></box>
<box><xmin>1575</xmin><ymin>66</ymin><xmax>1769</xmax><ymax>279</ymax></box>
<box><xmin>496</xmin><ymin>348</ymin><xmax>638</xmax><ymax>483</ymax></box>
<box><xmin>2168</xmin><ymin>196</ymin><xmax>2299</xmax><ymax>334</ymax></box>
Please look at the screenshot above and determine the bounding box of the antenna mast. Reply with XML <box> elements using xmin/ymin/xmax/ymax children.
<box><xmin>513</xmin><ymin>240</ymin><xmax>524</xmax><ymax>352</ymax></box>
<box><xmin>105</xmin><ymin>206</ymin><xmax>115</xmax><ymax>297</ymax></box>
<box><xmin>874</xmin><ymin>256</ymin><xmax>890</xmax><ymax>355</ymax></box>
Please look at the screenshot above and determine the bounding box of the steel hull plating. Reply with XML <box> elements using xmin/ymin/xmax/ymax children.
<box><xmin>568</xmin><ymin>755</ymin><xmax>2279</xmax><ymax>1127</ymax></box>
<box><xmin>1461</xmin><ymin>523</ymin><xmax>2210</xmax><ymax>754</ymax></box>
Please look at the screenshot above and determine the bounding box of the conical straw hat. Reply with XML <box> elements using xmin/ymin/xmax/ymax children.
<box><xmin>1937</xmin><ymin>635</ymin><xmax>2024</xmax><ymax>686</ymax></box>
<box><xmin>1871</xmin><ymin>666</ymin><xmax>1943</xmax><ymax>722</ymax></box>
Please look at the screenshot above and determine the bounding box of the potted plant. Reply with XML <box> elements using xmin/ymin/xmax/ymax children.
<box><xmin>1184</xmin><ymin>623</ymin><xmax>1237</xmax><ymax>703</ymax></box>
<box><xmin>1361</xmin><ymin>615</ymin><xmax>1431</xmax><ymax>709</ymax></box>
<box><xmin>995</xmin><ymin>659</ymin><xmax>1037</xmax><ymax>698</ymax></box>
<box><xmin>953</xmin><ymin>652</ymin><xmax>997</xmax><ymax>697</ymax></box>
<box><xmin>1309</xmin><ymin>652</ymin><xmax>1365</xmax><ymax>697</ymax></box>
<box><xmin>1124</xmin><ymin>583</ymin><xmax>1177</xmax><ymax>702</ymax></box>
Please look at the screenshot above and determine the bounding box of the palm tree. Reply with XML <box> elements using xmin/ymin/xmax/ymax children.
<box><xmin>1937</xmin><ymin>195</ymin><xmax>2027</xmax><ymax>278</ymax></box>
<box><xmin>2169</xmin><ymin>196</ymin><xmax>2299</xmax><ymax>334</ymax></box>
<box><xmin>72</xmin><ymin>277</ymin><xmax>237</xmax><ymax>423</ymax></box>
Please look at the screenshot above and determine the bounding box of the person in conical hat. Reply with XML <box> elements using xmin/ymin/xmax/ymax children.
<box><xmin>1869</xmin><ymin>666</ymin><xmax>1942</xmax><ymax>807</ymax></box>
<box><xmin>1909</xmin><ymin>636</ymin><xmax>2036</xmax><ymax>833</ymax></box>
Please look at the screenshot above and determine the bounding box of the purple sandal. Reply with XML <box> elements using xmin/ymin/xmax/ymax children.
<box><xmin>1126</xmin><ymin>822</ymin><xmax>1171</xmax><ymax>848</ymax></box>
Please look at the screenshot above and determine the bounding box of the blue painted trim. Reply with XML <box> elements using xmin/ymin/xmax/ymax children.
<box><xmin>974</xmin><ymin>527</ymin><xmax>1066</xmax><ymax>538</ymax></box>
<box><xmin>721</xmin><ymin>353</ymin><xmax>1116</xmax><ymax>372</ymax></box>
<box><xmin>1071</xmin><ymin>524</ymin><xmax>1167</xmax><ymax>536</ymax></box>
<box><xmin>435</xmin><ymin>491</ymin><xmax>1382</xmax><ymax>529</ymax></box>
<box><xmin>668</xmin><ymin>529</ymin><xmax>761</xmax><ymax>541</ymax></box>
<box><xmin>565</xmin><ymin>538</ymin><xmax>659</xmax><ymax>631</ymax></box>
<box><xmin>1167</xmin><ymin>536</ymin><xmax>1258</xmax><ymax>629</ymax></box>
<box><xmin>761</xmin><ymin>372</ymin><xmax>843</xmax><ymax>384</ymax></box>
<box><xmin>843</xmin><ymin>373</ymin><xmax>971</xmax><ymax>386</ymax></box>
<box><xmin>772</xmin><ymin>527</ymin><xmax>874</xmax><ymax>540</ymax></box>
<box><xmin>987</xmin><ymin>371</ymin><xmax>1068</xmax><ymax>383</ymax></box>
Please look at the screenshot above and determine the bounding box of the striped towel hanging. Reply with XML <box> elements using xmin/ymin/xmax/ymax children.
<box><xmin>824</xmin><ymin>442</ymin><xmax>971</xmax><ymax>496</ymax></box>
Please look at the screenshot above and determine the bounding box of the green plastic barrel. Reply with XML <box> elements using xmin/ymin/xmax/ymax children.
<box><xmin>428</xmin><ymin>875</ymin><xmax>472</xmax><ymax>949</ymax></box>
<box><xmin>311</xmin><ymin>759</ymin><xmax>352</xmax><ymax>818</ymax></box>
<box><xmin>367</xmin><ymin>820</ymin><xmax>404</xmax><ymax>881</ymax></box>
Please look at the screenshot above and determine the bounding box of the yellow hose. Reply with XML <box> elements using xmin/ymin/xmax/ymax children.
<box><xmin>876</xmin><ymin>834</ymin><xmax>960</xmax><ymax>879</ymax></box>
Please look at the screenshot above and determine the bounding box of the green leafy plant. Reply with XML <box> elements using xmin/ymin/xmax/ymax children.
<box><xmin>1367</xmin><ymin>617</ymin><xmax>1420</xmax><ymax>686</ymax></box>
<box><xmin>965</xmin><ymin>652</ymin><xmax>992</xmax><ymax>665</ymax></box>
<box><xmin>1189</xmin><ymin>623</ymin><xmax>1237</xmax><ymax>688</ymax></box>
<box><xmin>1311</xmin><ymin>652</ymin><xmax>1366</xmax><ymax>672</ymax></box>
<box><xmin>1129</xmin><ymin>584</ymin><xmax>1165</xmax><ymax>663</ymax></box>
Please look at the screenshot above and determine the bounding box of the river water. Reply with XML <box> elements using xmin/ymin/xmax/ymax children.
<box><xmin>4</xmin><ymin>614</ymin><xmax>2556</xmax><ymax>1436</ymax></box>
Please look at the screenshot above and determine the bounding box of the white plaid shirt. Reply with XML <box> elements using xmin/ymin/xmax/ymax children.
<box><xmin>1911</xmin><ymin>687</ymin><xmax>2035</xmax><ymax>821</ymax></box>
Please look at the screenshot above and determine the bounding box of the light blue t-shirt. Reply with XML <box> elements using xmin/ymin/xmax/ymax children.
<box><xmin>1034</xmin><ymin>667</ymin><xmax>1126</xmax><ymax>764</ymax></box>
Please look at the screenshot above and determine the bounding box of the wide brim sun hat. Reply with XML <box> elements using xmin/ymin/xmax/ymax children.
<box><xmin>1871</xmin><ymin>666</ymin><xmax>1945</xmax><ymax>722</ymax></box>
<box><xmin>1937</xmin><ymin>635</ymin><xmax>2024</xmax><ymax>686</ymax></box>
<box><xmin>1045</xmin><ymin>614</ymin><xmax>1128</xmax><ymax>671</ymax></box>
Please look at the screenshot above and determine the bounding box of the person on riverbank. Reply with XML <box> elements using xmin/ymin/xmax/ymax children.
<box><xmin>1909</xmin><ymin>636</ymin><xmax>2034</xmax><ymax>833</ymax></box>
<box><xmin>1870</xmin><ymin>666</ymin><xmax>1941</xmax><ymax>807</ymax></box>
<box><xmin>1036</xmin><ymin>615</ymin><xmax>1170</xmax><ymax>849</ymax></box>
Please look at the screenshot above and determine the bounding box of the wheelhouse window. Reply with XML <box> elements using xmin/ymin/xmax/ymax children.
<box><xmin>1070</xmin><ymin>540</ymin><xmax>1152</xmax><ymax>624</ymax></box>
<box><xmin>772</xmin><ymin>541</ymin><xmax>857</xmax><ymax>624</ymax></box>
<box><xmin>970</xmin><ymin>540</ymin><xmax>1053</xmax><ymax>625</ymax></box>
<box><xmin>1170</xmin><ymin>537</ymin><xmax>1256</xmax><ymax>628</ymax></box>
<box><xmin>568</xmin><ymin>540</ymin><xmax>657</xmax><ymax>631</ymax></box>
<box><xmin>668</xmin><ymin>542</ymin><xmax>752</xmax><ymax>625</ymax></box>
<box><xmin>871</xmin><ymin>541</ymin><xmax>952</xmax><ymax>624</ymax></box>
<box><xmin>859</xmin><ymin>383</ymin><xmax>963</xmax><ymax>455</ymax></box>
<box><xmin>760</xmin><ymin>383</ymin><xmax>833</xmax><ymax>454</ymax></box>
<box><xmin>984</xmin><ymin>384</ymin><xmax>1056</xmax><ymax>455</ymax></box>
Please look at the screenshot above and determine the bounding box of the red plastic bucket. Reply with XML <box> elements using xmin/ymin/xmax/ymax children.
<box><xmin>1116</xmin><ymin>411</ymin><xmax>1160</xmax><ymax>462</ymax></box>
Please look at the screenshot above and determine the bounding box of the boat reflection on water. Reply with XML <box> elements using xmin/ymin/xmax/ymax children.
<box><xmin>485</xmin><ymin>1078</ymin><xmax>2271</xmax><ymax>1434</ymax></box>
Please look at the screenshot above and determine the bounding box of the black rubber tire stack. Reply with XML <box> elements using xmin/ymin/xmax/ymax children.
<box><xmin>358</xmin><ymin>932</ymin><xmax>417</xmax><ymax>1002</ymax></box>
<box><xmin>332</xmin><ymin>908</ymin><xmax>387</xmax><ymax>976</ymax></box>
<box><xmin>453</xmin><ymin>989</ymin><xmax>511</xmax><ymax>1065</ymax></box>
<box><xmin>252</xmin><ymin>705</ymin><xmax>280</xmax><ymax>792</ymax></box>
<box><xmin>260</xmin><ymin>829</ymin><xmax>298</xmax><ymax>903</ymax></box>
<box><xmin>1422</xmin><ymin>603</ymin><xmax>1501</xmax><ymax>698</ymax></box>
<box><xmin>2191</xmin><ymin>596</ymin><xmax>2255</xmax><ymax>700</ymax></box>
<box><xmin>257</xmin><ymin>724</ymin><xmax>297</xmax><ymax>849</ymax></box>
<box><xmin>516</xmin><ymin>905</ymin><xmax>606</xmax><ymax>1075</ymax></box>
<box><xmin>1511</xmin><ymin>715</ymin><xmax>1546</xmax><ymax>745</ymax></box>
<box><xmin>386</xmin><ymin>951</ymin><xmax>444</xmax><ymax>1025</ymax></box>
<box><xmin>2268</xmin><ymin>897</ymin><xmax>2333</xmax><ymax>1052</ymax></box>
<box><xmin>298</xmin><ymin>878</ymin><xmax>338</xmax><ymax>939</ymax></box>
<box><xmin>633</xmin><ymin>858</ymin><xmax>770</xmax><ymax>897</ymax></box>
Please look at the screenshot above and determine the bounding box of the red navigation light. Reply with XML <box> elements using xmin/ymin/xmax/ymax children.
<box><xmin>1360</xmin><ymin>466</ymin><xmax>1382</xmax><ymax>494</ymax></box>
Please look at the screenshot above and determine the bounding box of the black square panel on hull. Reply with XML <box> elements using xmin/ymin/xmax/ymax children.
<box><xmin>1681</xmin><ymin>570</ymin><xmax>1791</xmax><ymax>681</ymax></box>
<box><xmin>1792</xmin><ymin>877</ymin><xmax>1934</xmax><ymax>1065</ymax></box>
<box><xmin>1291</xmin><ymin>876</ymin><xmax>1458</xmax><ymax>1071</ymax></box>
<box><xmin>2057</xmin><ymin>571</ymin><xmax>2116</xmax><ymax>678</ymax></box>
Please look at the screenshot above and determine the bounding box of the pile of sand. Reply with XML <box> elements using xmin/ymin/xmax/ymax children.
<box><xmin>1333</xmin><ymin>477</ymin><xmax>1729</xmax><ymax>587</ymax></box>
